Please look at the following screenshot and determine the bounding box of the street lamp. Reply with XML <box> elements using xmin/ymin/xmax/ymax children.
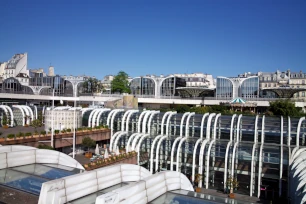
<box><xmin>51</xmin><ymin>88</ymin><xmax>55</xmax><ymax>148</ymax></box>
<box><xmin>73</xmin><ymin>99</ymin><xmax>76</xmax><ymax>159</ymax></box>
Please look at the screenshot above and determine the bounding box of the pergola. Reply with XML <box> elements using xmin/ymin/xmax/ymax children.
<box><xmin>262</xmin><ymin>86</ymin><xmax>306</xmax><ymax>98</ymax></box>
<box><xmin>176</xmin><ymin>87</ymin><xmax>215</xmax><ymax>98</ymax></box>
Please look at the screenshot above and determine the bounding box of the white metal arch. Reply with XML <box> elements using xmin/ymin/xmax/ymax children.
<box><xmin>160</xmin><ymin>111</ymin><xmax>172</xmax><ymax>135</ymax></box>
<box><xmin>109</xmin><ymin>131</ymin><xmax>121</xmax><ymax>152</ymax></box>
<box><xmin>91</xmin><ymin>108</ymin><xmax>105</xmax><ymax>128</ymax></box>
<box><xmin>149</xmin><ymin>134</ymin><xmax>163</xmax><ymax>173</ymax></box>
<box><xmin>249</xmin><ymin>114</ymin><xmax>259</xmax><ymax>196</ymax></box>
<box><xmin>88</xmin><ymin>109</ymin><xmax>99</xmax><ymax>127</ymax></box>
<box><xmin>176</xmin><ymin>112</ymin><xmax>196</xmax><ymax>173</ymax></box>
<box><xmin>81</xmin><ymin>108</ymin><xmax>93</xmax><ymax>116</ymax></box>
<box><xmin>137</xmin><ymin>110</ymin><xmax>150</xmax><ymax>133</ymax></box>
<box><xmin>142</xmin><ymin>111</ymin><xmax>154</xmax><ymax>134</ymax></box>
<box><xmin>185</xmin><ymin>112</ymin><xmax>195</xmax><ymax>138</ymax></box>
<box><xmin>0</xmin><ymin>105</ymin><xmax>14</xmax><ymax>127</ymax></box>
<box><xmin>132</xmin><ymin>133</ymin><xmax>146</xmax><ymax>151</ymax></box>
<box><xmin>257</xmin><ymin>115</ymin><xmax>265</xmax><ymax>198</ymax></box>
<box><xmin>206</xmin><ymin>113</ymin><xmax>216</xmax><ymax>140</ymax></box>
<box><xmin>192</xmin><ymin>113</ymin><xmax>210</xmax><ymax>183</ymax></box>
<box><xmin>20</xmin><ymin>105</ymin><xmax>30</xmax><ymax>125</ymax></box>
<box><xmin>126</xmin><ymin>133</ymin><xmax>141</xmax><ymax>153</ymax></box>
<box><xmin>155</xmin><ymin>135</ymin><xmax>168</xmax><ymax>172</ymax></box>
<box><xmin>165</xmin><ymin>112</ymin><xmax>177</xmax><ymax>136</ymax></box>
<box><xmin>106</xmin><ymin>109</ymin><xmax>117</xmax><ymax>126</ymax></box>
<box><xmin>155</xmin><ymin>112</ymin><xmax>178</xmax><ymax>172</ymax></box>
<box><xmin>121</xmin><ymin>110</ymin><xmax>132</xmax><ymax>131</ymax></box>
<box><xmin>205</xmin><ymin>140</ymin><xmax>216</xmax><ymax>189</ymax></box>
<box><xmin>147</xmin><ymin>110</ymin><xmax>160</xmax><ymax>134</ymax></box>
<box><xmin>296</xmin><ymin>117</ymin><xmax>305</xmax><ymax>148</ymax></box>
<box><xmin>4</xmin><ymin>105</ymin><xmax>14</xmax><ymax>127</ymax></box>
<box><xmin>110</xmin><ymin>109</ymin><xmax>124</xmax><ymax>137</ymax></box>
<box><xmin>236</xmin><ymin>114</ymin><xmax>243</xmax><ymax>141</ymax></box>
<box><xmin>113</xmin><ymin>132</ymin><xmax>128</xmax><ymax>152</ymax></box>
<box><xmin>126</xmin><ymin>110</ymin><xmax>139</xmax><ymax>132</ymax></box>
<box><xmin>198</xmin><ymin>139</ymin><xmax>210</xmax><ymax>188</ymax></box>
<box><xmin>170</xmin><ymin>112</ymin><xmax>191</xmax><ymax>171</ymax></box>
<box><xmin>96</xmin><ymin>109</ymin><xmax>111</xmax><ymax>127</ymax></box>
<box><xmin>21</xmin><ymin>105</ymin><xmax>34</xmax><ymax>123</ymax></box>
<box><xmin>224</xmin><ymin>114</ymin><xmax>237</xmax><ymax>191</ymax></box>
<box><xmin>136</xmin><ymin>134</ymin><xmax>150</xmax><ymax>164</ymax></box>
<box><xmin>200</xmin><ymin>113</ymin><xmax>210</xmax><ymax>139</ymax></box>
<box><xmin>224</xmin><ymin>141</ymin><xmax>234</xmax><ymax>191</ymax></box>
<box><xmin>12</xmin><ymin>105</ymin><xmax>26</xmax><ymax>126</ymax></box>
<box><xmin>212</xmin><ymin>113</ymin><xmax>221</xmax><ymax>139</ymax></box>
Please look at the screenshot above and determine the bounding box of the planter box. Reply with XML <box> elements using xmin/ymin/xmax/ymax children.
<box><xmin>85</xmin><ymin>152</ymin><xmax>92</xmax><ymax>158</ymax></box>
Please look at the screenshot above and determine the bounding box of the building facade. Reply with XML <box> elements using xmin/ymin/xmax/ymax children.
<box><xmin>216</xmin><ymin>75</ymin><xmax>259</xmax><ymax>99</ymax></box>
<box><xmin>44</xmin><ymin>108</ymin><xmax>82</xmax><ymax>131</ymax></box>
<box><xmin>129</xmin><ymin>75</ymin><xmax>186</xmax><ymax>98</ymax></box>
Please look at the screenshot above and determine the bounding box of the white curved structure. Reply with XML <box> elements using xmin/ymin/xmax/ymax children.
<box><xmin>0</xmin><ymin>105</ymin><xmax>14</xmax><ymax>127</ymax></box>
<box><xmin>39</xmin><ymin>164</ymin><xmax>151</xmax><ymax>204</ymax></box>
<box><xmin>81</xmin><ymin>107</ymin><xmax>94</xmax><ymax>116</ymax></box>
<box><xmin>0</xmin><ymin>148</ymin><xmax>84</xmax><ymax>170</ymax></box>
<box><xmin>96</xmin><ymin>170</ymin><xmax>193</xmax><ymax>204</ymax></box>
<box><xmin>0</xmin><ymin>145</ymin><xmax>37</xmax><ymax>153</ymax></box>
<box><xmin>12</xmin><ymin>105</ymin><xmax>26</xmax><ymax>126</ymax></box>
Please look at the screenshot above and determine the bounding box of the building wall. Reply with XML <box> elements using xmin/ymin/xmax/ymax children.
<box><xmin>174</xmin><ymin>73</ymin><xmax>215</xmax><ymax>88</ymax></box>
<box><xmin>44</xmin><ymin>109</ymin><xmax>82</xmax><ymax>131</ymax></box>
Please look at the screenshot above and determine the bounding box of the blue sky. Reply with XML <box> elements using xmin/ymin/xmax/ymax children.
<box><xmin>0</xmin><ymin>0</ymin><xmax>305</xmax><ymax>78</ymax></box>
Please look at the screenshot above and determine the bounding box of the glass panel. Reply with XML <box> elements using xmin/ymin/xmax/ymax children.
<box><xmin>0</xmin><ymin>169</ymin><xmax>48</xmax><ymax>195</ymax></box>
<box><xmin>11</xmin><ymin>164</ymin><xmax>79</xmax><ymax>180</ymax></box>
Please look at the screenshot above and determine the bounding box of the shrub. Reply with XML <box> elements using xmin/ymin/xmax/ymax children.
<box><xmin>54</xmin><ymin>130</ymin><xmax>60</xmax><ymax>134</ymax></box>
<box><xmin>67</xmin><ymin>128</ymin><xmax>71</xmax><ymax>132</ymax></box>
<box><xmin>38</xmin><ymin>144</ymin><xmax>54</xmax><ymax>150</ymax></box>
<box><xmin>40</xmin><ymin>130</ymin><xmax>46</xmax><ymax>135</ymax></box>
<box><xmin>7</xmin><ymin>134</ymin><xmax>15</xmax><ymax>139</ymax></box>
<box><xmin>16</xmin><ymin>132</ymin><xmax>24</xmax><ymax>138</ymax></box>
<box><xmin>77</xmin><ymin>127</ymin><xmax>83</xmax><ymax>131</ymax></box>
<box><xmin>25</xmin><ymin>132</ymin><xmax>32</xmax><ymax>137</ymax></box>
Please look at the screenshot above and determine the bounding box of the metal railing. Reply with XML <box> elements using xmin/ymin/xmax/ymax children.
<box><xmin>0</xmin><ymin>90</ymin><xmax>305</xmax><ymax>102</ymax></box>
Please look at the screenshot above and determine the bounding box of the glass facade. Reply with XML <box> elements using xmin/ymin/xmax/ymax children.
<box><xmin>130</xmin><ymin>77</ymin><xmax>155</xmax><ymax>96</ymax></box>
<box><xmin>35</xmin><ymin>75</ymin><xmax>73</xmax><ymax>96</ymax></box>
<box><xmin>216</xmin><ymin>77</ymin><xmax>233</xmax><ymax>98</ymax></box>
<box><xmin>161</xmin><ymin>77</ymin><xmax>186</xmax><ymax>96</ymax></box>
<box><xmin>240</xmin><ymin>77</ymin><xmax>259</xmax><ymax>98</ymax></box>
<box><xmin>1</xmin><ymin>77</ymin><xmax>33</xmax><ymax>94</ymax></box>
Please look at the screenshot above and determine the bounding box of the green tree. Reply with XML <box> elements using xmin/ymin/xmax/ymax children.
<box><xmin>82</xmin><ymin>136</ymin><xmax>96</xmax><ymax>152</ymax></box>
<box><xmin>82</xmin><ymin>77</ymin><xmax>104</xmax><ymax>94</ymax></box>
<box><xmin>269</xmin><ymin>99</ymin><xmax>303</xmax><ymax>117</ymax></box>
<box><xmin>30</xmin><ymin>119</ymin><xmax>42</xmax><ymax>133</ymax></box>
<box><xmin>111</xmin><ymin>71</ymin><xmax>131</xmax><ymax>94</ymax></box>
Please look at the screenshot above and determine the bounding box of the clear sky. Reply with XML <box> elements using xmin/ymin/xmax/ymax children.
<box><xmin>0</xmin><ymin>0</ymin><xmax>305</xmax><ymax>78</ymax></box>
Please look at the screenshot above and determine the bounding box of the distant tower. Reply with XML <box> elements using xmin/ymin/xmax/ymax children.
<box><xmin>48</xmin><ymin>66</ymin><xmax>55</xmax><ymax>76</ymax></box>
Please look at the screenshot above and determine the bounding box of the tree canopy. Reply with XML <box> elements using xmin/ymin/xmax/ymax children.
<box><xmin>82</xmin><ymin>77</ymin><xmax>104</xmax><ymax>94</ymax></box>
<box><xmin>111</xmin><ymin>71</ymin><xmax>131</xmax><ymax>94</ymax></box>
<box><xmin>269</xmin><ymin>99</ymin><xmax>303</xmax><ymax>117</ymax></box>
<box><xmin>82</xmin><ymin>136</ymin><xmax>96</xmax><ymax>151</ymax></box>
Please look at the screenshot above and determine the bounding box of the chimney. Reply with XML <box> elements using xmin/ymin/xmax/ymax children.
<box><xmin>48</xmin><ymin>66</ymin><xmax>54</xmax><ymax>76</ymax></box>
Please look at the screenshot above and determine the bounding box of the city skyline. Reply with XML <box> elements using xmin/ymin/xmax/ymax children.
<box><xmin>1</xmin><ymin>0</ymin><xmax>306</xmax><ymax>78</ymax></box>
